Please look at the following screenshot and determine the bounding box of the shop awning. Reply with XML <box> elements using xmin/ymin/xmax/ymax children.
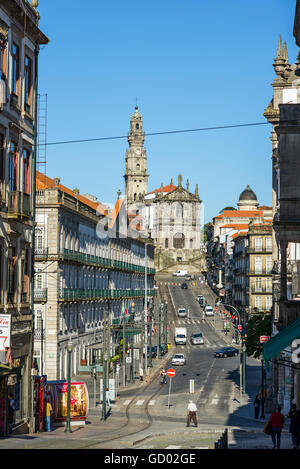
<box><xmin>263</xmin><ymin>316</ymin><xmax>300</xmax><ymax>369</ymax></box>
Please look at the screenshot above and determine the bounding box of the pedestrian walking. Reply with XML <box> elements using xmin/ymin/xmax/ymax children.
<box><xmin>44</xmin><ymin>399</ymin><xmax>52</xmax><ymax>432</ymax></box>
<box><xmin>160</xmin><ymin>368</ymin><xmax>166</xmax><ymax>384</ymax></box>
<box><xmin>288</xmin><ymin>403</ymin><xmax>300</xmax><ymax>449</ymax></box>
<box><xmin>254</xmin><ymin>395</ymin><xmax>261</xmax><ymax>419</ymax></box>
<box><xmin>186</xmin><ymin>400</ymin><xmax>198</xmax><ymax>427</ymax></box>
<box><xmin>269</xmin><ymin>406</ymin><xmax>285</xmax><ymax>449</ymax></box>
<box><xmin>8</xmin><ymin>394</ymin><xmax>15</xmax><ymax>435</ymax></box>
<box><xmin>139</xmin><ymin>367</ymin><xmax>144</xmax><ymax>382</ymax></box>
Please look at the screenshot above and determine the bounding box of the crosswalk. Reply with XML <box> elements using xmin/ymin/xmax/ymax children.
<box><xmin>113</xmin><ymin>396</ymin><xmax>229</xmax><ymax>408</ymax></box>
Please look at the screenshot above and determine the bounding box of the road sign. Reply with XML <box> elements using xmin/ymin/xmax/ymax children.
<box><xmin>0</xmin><ymin>314</ymin><xmax>11</xmax><ymax>351</ymax></box>
<box><xmin>237</xmin><ymin>325</ymin><xmax>242</xmax><ymax>331</ymax></box>
<box><xmin>260</xmin><ymin>336</ymin><xmax>270</xmax><ymax>344</ymax></box>
<box><xmin>167</xmin><ymin>368</ymin><xmax>175</xmax><ymax>378</ymax></box>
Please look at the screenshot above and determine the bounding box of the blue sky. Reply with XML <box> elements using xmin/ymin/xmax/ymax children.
<box><xmin>37</xmin><ymin>0</ymin><xmax>298</xmax><ymax>223</ymax></box>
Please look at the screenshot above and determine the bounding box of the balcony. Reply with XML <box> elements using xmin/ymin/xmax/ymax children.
<box><xmin>8</xmin><ymin>191</ymin><xmax>30</xmax><ymax>218</ymax></box>
<box><xmin>60</xmin><ymin>248</ymin><xmax>155</xmax><ymax>275</ymax></box>
<box><xmin>246</xmin><ymin>246</ymin><xmax>272</xmax><ymax>254</ymax></box>
<box><xmin>58</xmin><ymin>288</ymin><xmax>156</xmax><ymax>302</ymax></box>
<box><xmin>34</xmin><ymin>248</ymin><xmax>48</xmax><ymax>260</ymax></box>
<box><xmin>34</xmin><ymin>288</ymin><xmax>48</xmax><ymax>302</ymax></box>
<box><xmin>251</xmin><ymin>287</ymin><xmax>273</xmax><ymax>294</ymax></box>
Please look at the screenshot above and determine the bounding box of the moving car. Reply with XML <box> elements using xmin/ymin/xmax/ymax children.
<box><xmin>177</xmin><ymin>307</ymin><xmax>187</xmax><ymax>318</ymax></box>
<box><xmin>204</xmin><ymin>305</ymin><xmax>214</xmax><ymax>316</ymax></box>
<box><xmin>181</xmin><ymin>282</ymin><xmax>188</xmax><ymax>289</ymax></box>
<box><xmin>171</xmin><ymin>353</ymin><xmax>186</xmax><ymax>366</ymax></box>
<box><xmin>215</xmin><ymin>347</ymin><xmax>239</xmax><ymax>358</ymax></box>
<box><xmin>190</xmin><ymin>332</ymin><xmax>204</xmax><ymax>345</ymax></box>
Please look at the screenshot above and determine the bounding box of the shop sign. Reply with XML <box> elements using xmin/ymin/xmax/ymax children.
<box><xmin>0</xmin><ymin>314</ymin><xmax>11</xmax><ymax>351</ymax></box>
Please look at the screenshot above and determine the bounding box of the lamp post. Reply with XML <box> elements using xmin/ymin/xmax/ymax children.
<box><xmin>101</xmin><ymin>351</ymin><xmax>108</xmax><ymax>421</ymax></box>
<box><xmin>158</xmin><ymin>304</ymin><xmax>162</xmax><ymax>359</ymax></box>
<box><xmin>164</xmin><ymin>301</ymin><xmax>168</xmax><ymax>344</ymax></box>
<box><xmin>260</xmin><ymin>358</ymin><xmax>266</xmax><ymax>418</ymax></box>
<box><xmin>64</xmin><ymin>339</ymin><xmax>74</xmax><ymax>433</ymax></box>
<box><xmin>148</xmin><ymin>300</ymin><xmax>153</xmax><ymax>368</ymax></box>
<box><xmin>129</xmin><ymin>302</ymin><xmax>135</xmax><ymax>383</ymax></box>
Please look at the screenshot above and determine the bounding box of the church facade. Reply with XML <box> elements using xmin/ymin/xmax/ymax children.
<box><xmin>124</xmin><ymin>106</ymin><xmax>204</xmax><ymax>271</ymax></box>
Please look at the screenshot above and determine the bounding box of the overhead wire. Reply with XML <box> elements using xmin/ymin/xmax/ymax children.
<box><xmin>40</xmin><ymin>121</ymin><xmax>271</xmax><ymax>147</ymax></box>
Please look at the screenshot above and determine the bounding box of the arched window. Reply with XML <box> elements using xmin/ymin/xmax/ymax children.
<box><xmin>189</xmin><ymin>238</ymin><xmax>194</xmax><ymax>249</ymax></box>
<box><xmin>173</xmin><ymin>233</ymin><xmax>185</xmax><ymax>249</ymax></box>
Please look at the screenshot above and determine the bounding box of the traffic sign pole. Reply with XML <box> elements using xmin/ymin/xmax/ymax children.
<box><xmin>167</xmin><ymin>368</ymin><xmax>175</xmax><ymax>409</ymax></box>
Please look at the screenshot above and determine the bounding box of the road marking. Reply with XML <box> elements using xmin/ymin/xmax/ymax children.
<box><xmin>123</xmin><ymin>399</ymin><xmax>132</xmax><ymax>406</ymax></box>
<box><xmin>198</xmin><ymin>398</ymin><xmax>207</xmax><ymax>404</ymax></box>
<box><xmin>136</xmin><ymin>400</ymin><xmax>145</xmax><ymax>406</ymax></box>
<box><xmin>148</xmin><ymin>400</ymin><xmax>156</xmax><ymax>406</ymax></box>
<box><xmin>211</xmin><ymin>399</ymin><xmax>219</xmax><ymax>405</ymax></box>
<box><xmin>166</xmin><ymin>445</ymin><xmax>181</xmax><ymax>449</ymax></box>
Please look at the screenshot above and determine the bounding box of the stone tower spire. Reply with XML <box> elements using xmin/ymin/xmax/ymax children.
<box><xmin>124</xmin><ymin>106</ymin><xmax>149</xmax><ymax>205</ymax></box>
<box><xmin>273</xmin><ymin>34</ymin><xmax>288</xmax><ymax>77</ymax></box>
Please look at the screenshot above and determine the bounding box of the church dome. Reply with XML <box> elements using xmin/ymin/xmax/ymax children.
<box><xmin>239</xmin><ymin>185</ymin><xmax>257</xmax><ymax>202</ymax></box>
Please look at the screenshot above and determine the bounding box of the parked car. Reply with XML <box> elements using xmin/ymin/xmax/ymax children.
<box><xmin>181</xmin><ymin>282</ymin><xmax>188</xmax><ymax>289</ymax></box>
<box><xmin>171</xmin><ymin>353</ymin><xmax>186</xmax><ymax>366</ymax></box>
<box><xmin>215</xmin><ymin>347</ymin><xmax>239</xmax><ymax>358</ymax></box>
<box><xmin>190</xmin><ymin>332</ymin><xmax>204</xmax><ymax>345</ymax></box>
<box><xmin>204</xmin><ymin>305</ymin><xmax>214</xmax><ymax>316</ymax></box>
<box><xmin>144</xmin><ymin>346</ymin><xmax>157</xmax><ymax>359</ymax></box>
<box><xmin>177</xmin><ymin>307</ymin><xmax>187</xmax><ymax>318</ymax></box>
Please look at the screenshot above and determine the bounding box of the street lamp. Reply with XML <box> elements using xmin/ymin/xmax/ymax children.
<box><xmin>101</xmin><ymin>352</ymin><xmax>108</xmax><ymax>421</ymax></box>
<box><xmin>64</xmin><ymin>338</ymin><xmax>74</xmax><ymax>433</ymax></box>
<box><xmin>129</xmin><ymin>302</ymin><xmax>135</xmax><ymax>383</ymax></box>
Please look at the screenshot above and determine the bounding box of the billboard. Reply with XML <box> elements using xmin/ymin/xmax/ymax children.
<box><xmin>46</xmin><ymin>381</ymin><xmax>89</xmax><ymax>422</ymax></box>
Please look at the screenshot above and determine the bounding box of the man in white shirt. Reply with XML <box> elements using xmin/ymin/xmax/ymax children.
<box><xmin>187</xmin><ymin>400</ymin><xmax>198</xmax><ymax>427</ymax></box>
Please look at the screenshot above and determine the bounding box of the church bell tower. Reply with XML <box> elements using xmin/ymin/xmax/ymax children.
<box><xmin>124</xmin><ymin>106</ymin><xmax>149</xmax><ymax>205</ymax></box>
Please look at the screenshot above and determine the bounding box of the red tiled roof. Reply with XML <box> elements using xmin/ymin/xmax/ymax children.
<box><xmin>221</xmin><ymin>224</ymin><xmax>249</xmax><ymax>230</ymax></box>
<box><xmin>222</xmin><ymin>210</ymin><xmax>263</xmax><ymax>217</ymax></box>
<box><xmin>258</xmin><ymin>206</ymin><xmax>272</xmax><ymax>210</ymax></box>
<box><xmin>231</xmin><ymin>231</ymin><xmax>248</xmax><ymax>239</ymax></box>
<box><xmin>36</xmin><ymin>171</ymin><xmax>108</xmax><ymax>215</ymax></box>
<box><xmin>147</xmin><ymin>184</ymin><xmax>177</xmax><ymax>195</ymax></box>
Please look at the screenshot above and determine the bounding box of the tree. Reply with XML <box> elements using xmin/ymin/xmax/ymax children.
<box><xmin>245</xmin><ymin>313</ymin><xmax>271</xmax><ymax>359</ymax></box>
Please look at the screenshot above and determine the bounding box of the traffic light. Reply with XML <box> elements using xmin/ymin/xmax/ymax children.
<box><xmin>91</xmin><ymin>366</ymin><xmax>97</xmax><ymax>379</ymax></box>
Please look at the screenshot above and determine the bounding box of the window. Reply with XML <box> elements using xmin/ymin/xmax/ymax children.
<box><xmin>266</xmin><ymin>256</ymin><xmax>273</xmax><ymax>273</ymax></box>
<box><xmin>12</xmin><ymin>43</ymin><xmax>20</xmax><ymax>95</ymax></box>
<box><xmin>22</xmin><ymin>149</ymin><xmax>31</xmax><ymax>194</ymax></box>
<box><xmin>254</xmin><ymin>256</ymin><xmax>262</xmax><ymax>274</ymax></box>
<box><xmin>9</xmin><ymin>142</ymin><xmax>18</xmax><ymax>191</ymax></box>
<box><xmin>255</xmin><ymin>277</ymin><xmax>262</xmax><ymax>291</ymax></box>
<box><xmin>0</xmin><ymin>133</ymin><xmax>4</xmax><ymax>181</ymax></box>
<box><xmin>266</xmin><ymin>237</ymin><xmax>272</xmax><ymax>250</ymax></box>
<box><xmin>24</xmin><ymin>55</ymin><xmax>32</xmax><ymax>108</ymax></box>
<box><xmin>165</xmin><ymin>238</ymin><xmax>169</xmax><ymax>248</ymax></box>
<box><xmin>255</xmin><ymin>238</ymin><xmax>262</xmax><ymax>251</ymax></box>
<box><xmin>266</xmin><ymin>296</ymin><xmax>272</xmax><ymax>309</ymax></box>
<box><xmin>173</xmin><ymin>233</ymin><xmax>185</xmax><ymax>249</ymax></box>
<box><xmin>266</xmin><ymin>277</ymin><xmax>272</xmax><ymax>292</ymax></box>
<box><xmin>255</xmin><ymin>296</ymin><xmax>262</xmax><ymax>309</ymax></box>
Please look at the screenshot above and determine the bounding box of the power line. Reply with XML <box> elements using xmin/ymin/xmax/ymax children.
<box><xmin>40</xmin><ymin>121</ymin><xmax>270</xmax><ymax>147</ymax></box>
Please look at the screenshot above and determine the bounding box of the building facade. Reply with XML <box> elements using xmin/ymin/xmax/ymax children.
<box><xmin>34</xmin><ymin>172</ymin><xmax>155</xmax><ymax>381</ymax></box>
<box><xmin>0</xmin><ymin>0</ymin><xmax>48</xmax><ymax>435</ymax></box>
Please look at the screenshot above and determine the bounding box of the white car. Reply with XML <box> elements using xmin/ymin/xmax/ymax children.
<box><xmin>177</xmin><ymin>307</ymin><xmax>187</xmax><ymax>318</ymax></box>
<box><xmin>204</xmin><ymin>306</ymin><xmax>214</xmax><ymax>316</ymax></box>
<box><xmin>171</xmin><ymin>354</ymin><xmax>186</xmax><ymax>366</ymax></box>
<box><xmin>190</xmin><ymin>333</ymin><xmax>204</xmax><ymax>345</ymax></box>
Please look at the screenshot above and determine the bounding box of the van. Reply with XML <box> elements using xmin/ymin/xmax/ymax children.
<box><xmin>172</xmin><ymin>270</ymin><xmax>188</xmax><ymax>277</ymax></box>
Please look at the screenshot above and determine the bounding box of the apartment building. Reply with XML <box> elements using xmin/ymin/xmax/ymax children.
<box><xmin>34</xmin><ymin>172</ymin><xmax>155</xmax><ymax>380</ymax></box>
<box><xmin>0</xmin><ymin>0</ymin><xmax>48</xmax><ymax>436</ymax></box>
<box><xmin>231</xmin><ymin>223</ymin><xmax>273</xmax><ymax>315</ymax></box>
